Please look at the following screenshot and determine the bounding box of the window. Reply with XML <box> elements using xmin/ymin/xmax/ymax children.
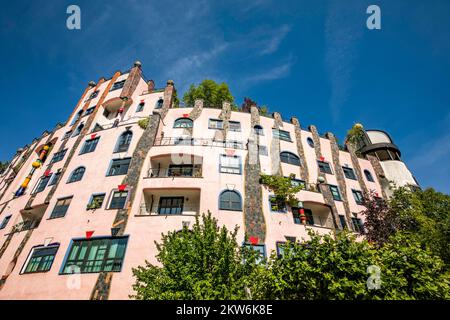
<box><xmin>343</xmin><ymin>167</ymin><xmax>357</xmax><ymax>180</ymax></box>
<box><xmin>22</xmin><ymin>245</ymin><xmax>59</xmax><ymax>274</ymax></box>
<box><xmin>84</xmin><ymin>106</ymin><xmax>96</xmax><ymax>116</ymax></box>
<box><xmin>307</xmin><ymin>137</ymin><xmax>314</xmax><ymax>148</ymax></box>
<box><xmin>290</xmin><ymin>178</ymin><xmax>306</xmax><ymax>189</ymax></box>
<box><xmin>229</xmin><ymin>121</ymin><xmax>241</xmax><ymax>132</ymax></box>
<box><xmin>292</xmin><ymin>208</ymin><xmax>314</xmax><ymax>225</ymax></box>
<box><xmin>220</xmin><ymin>155</ymin><xmax>241</xmax><ymax>174</ymax></box>
<box><xmin>352</xmin><ymin>189</ymin><xmax>364</xmax><ymax>205</ymax></box>
<box><xmin>115</xmin><ymin>131</ymin><xmax>132</xmax><ymax>153</ymax></box>
<box><xmin>225</xmin><ymin>140</ymin><xmax>243</xmax><ymax>149</ymax></box>
<box><xmin>339</xmin><ymin>215</ymin><xmax>347</xmax><ymax>229</ymax></box>
<box><xmin>109</xmin><ymin>191</ymin><xmax>129</xmax><ymax>209</ymax></box>
<box><xmin>155</xmin><ymin>98</ymin><xmax>164</xmax><ymax>109</ymax></box>
<box><xmin>245</xmin><ymin>244</ymin><xmax>266</xmax><ymax>264</ymax></box>
<box><xmin>88</xmin><ymin>90</ymin><xmax>99</xmax><ymax>100</ymax></box>
<box><xmin>0</xmin><ymin>215</ymin><xmax>11</xmax><ymax>229</ymax></box>
<box><xmin>280</xmin><ymin>151</ymin><xmax>301</xmax><ymax>166</ymax></box>
<box><xmin>49</xmin><ymin>197</ymin><xmax>72</xmax><ymax>219</ymax></box>
<box><xmin>364</xmin><ymin>169</ymin><xmax>375</xmax><ymax>182</ymax></box>
<box><xmin>209</xmin><ymin>119</ymin><xmax>223</xmax><ymax>129</ymax></box>
<box><xmin>219</xmin><ymin>190</ymin><xmax>242</xmax><ymax>211</ymax></box>
<box><xmin>273</xmin><ymin>129</ymin><xmax>292</xmax><ymax>142</ymax></box>
<box><xmin>352</xmin><ymin>215</ymin><xmax>365</xmax><ymax>234</ymax></box>
<box><xmin>48</xmin><ymin>171</ymin><xmax>61</xmax><ymax>186</ymax></box>
<box><xmin>254</xmin><ymin>125</ymin><xmax>264</xmax><ymax>136</ymax></box>
<box><xmin>110</xmin><ymin>80</ymin><xmax>126</xmax><ymax>91</ymax></box>
<box><xmin>329</xmin><ymin>185</ymin><xmax>342</xmax><ymax>201</ymax></box>
<box><xmin>70</xmin><ymin>110</ymin><xmax>83</xmax><ymax>126</ymax></box>
<box><xmin>63</xmin><ymin>131</ymin><xmax>72</xmax><ymax>140</ymax></box>
<box><xmin>318</xmin><ymin>161</ymin><xmax>333</xmax><ymax>174</ymax></box>
<box><xmin>168</xmin><ymin>164</ymin><xmax>194</xmax><ymax>177</ymax></box>
<box><xmin>276</xmin><ymin>242</ymin><xmax>286</xmax><ymax>257</ymax></box>
<box><xmin>269</xmin><ymin>195</ymin><xmax>287</xmax><ymax>212</ymax></box>
<box><xmin>136</xmin><ymin>102</ymin><xmax>145</xmax><ymax>112</ymax></box>
<box><xmin>61</xmin><ymin>236</ymin><xmax>128</xmax><ymax>274</ymax></box>
<box><xmin>72</xmin><ymin>123</ymin><xmax>85</xmax><ymax>137</ymax></box>
<box><xmin>80</xmin><ymin>137</ymin><xmax>100</xmax><ymax>154</ymax></box>
<box><xmin>34</xmin><ymin>175</ymin><xmax>51</xmax><ymax>194</ymax></box>
<box><xmin>87</xmin><ymin>193</ymin><xmax>106</xmax><ymax>210</ymax></box>
<box><xmin>107</xmin><ymin>158</ymin><xmax>131</xmax><ymax>176</ymax></box>
<box><xmin>174</xmin><ymin>118</ymin><xmax>193</xmax><ymax>128</ymax></box>
<box><xmin>158</xmin><ymin>197</ymin><xmax>184</xmax><ymax>215</ymax></box>
<box><xmin>50</xmin><ymin>149</ymin><xmax>67</xmax><ymax>164</ymax></box>
<box><xmin>67</xmin><ymin>167</ymin><xmax>85</xmax><ymax>183</ymax></box>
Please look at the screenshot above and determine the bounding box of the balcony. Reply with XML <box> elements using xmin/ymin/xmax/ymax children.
<box><xmin>296</xmin><ymin>202</ymin><xmax>335</xmax><ymax>229</ymax></box>
<box><xmin>145</xmin><ymin>154</ymin><xmax>203</xmax><ymax>179</ymax></box>
<box><xmin>153</xmin><ymin>137</ymin><xmax>245</xmax><ymax>150</ymax></box>
<box><xmin>138</xmin><ymin>188</ymin><xmax>201</xmax><ymax>216</ymax></box>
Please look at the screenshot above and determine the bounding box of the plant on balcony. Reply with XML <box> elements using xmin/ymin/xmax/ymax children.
<box><xmin>131</xmin><ymin>211</ymin><xmax>262</xmax><ymax>299</ymax></box>
<box><xmin>0</xmin><ymin>161</ymin><xmax>9</xmax><ymax>174</ymax></box>
<box><xmin>260</xmin><ymin>174</ymin><xmax>304</xmax><ymax>209</ymax></box>
<box><xmin>86</xmin><ymin>197</ymin><xmax>103</xmax><ymax>210</ymax></box>
<box><xmin>138</xmin><ymin>117</ymin><xmax>149</xmax><ymax>129</ymax></box>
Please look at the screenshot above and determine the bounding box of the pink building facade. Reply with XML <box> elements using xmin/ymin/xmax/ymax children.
<box><xmin>0</xmin><ymin>62</ymin><xmax>418</xmax><ymax>300</ymax></box>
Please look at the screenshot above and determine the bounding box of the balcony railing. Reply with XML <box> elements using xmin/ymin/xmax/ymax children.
<box><xmin>153</xmin><ymin>137</ymin><xmax>245</xmax><ymax>150</ymax></box>
<box><xmin>147</xmin><ymin>167</ymin><xmax>202</xmax><ymax>178</ymax></box>
<box><xmin>8</xmin><ymin>219</ymin><xmax>40</xmax><ymax>234</ymax></box>
<box><xmin>139</xmin><ymin>203</ymin><xmax>200</xmax><ymax>216</ymax></box>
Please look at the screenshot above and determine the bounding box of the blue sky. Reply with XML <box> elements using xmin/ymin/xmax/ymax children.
<box><xmin>0</xmin><ymin>0</ymin><xmax>449</xmax><ymax>193</ymax></box>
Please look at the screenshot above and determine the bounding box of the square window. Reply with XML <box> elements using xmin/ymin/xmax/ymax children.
<box><xmin>269</xmin><ymin>196</ymin><xmax>287</xmax><ymax>212</ymax></box>
<box><xmin>272</xmin><ymin>129</ymin><xmax>292</xmax><ymax>142</ymax></box>
<box><xmin>318</xmin><ymin>161</ymin><xmax>333</xmax><ymax>174</ymax></box>
<box><xmin>107</xmin><ymin>158</ymin><xmax>131</xmax><ymax>176</ymax></box>
<box><xmin>110</xmin><ymin>80</ymin><xmax>126</xmax><ymax>91</ymax></box>
<box><xmin>84</xmin><ymin>106</ymin><xmax>96</xmax><ymax>116</ymax></box>
<box><xmin>220</xmin><ymin>155</ymin><xmax>241</xmax><ymax>174</ymax></box>
<box><xmin>87</xmin><ymin>194</ymin><xmax>106</xmax><ymax>210</ymax></box>
<box><xmin>352</xmin><ymin>216</ymin><xmax>365</xmax><ymax>234</ymax></box>
<box><xmin>80</xmin><ymin>137</ymin><xmax>100</xmax><ymax>154</ymax></box>
<box><xmin>352</xmin><ymin>189</ymin><xmax>364</xmax><ymax>205</ymax></box>
<box><xmin>158</xmin><ymin>197</ymin><xmax>184</xmax><ymax>215</ymax></box>
<box><xmin>343</xmin><ymin>167</ymin><xmax>357</xmax><ymax>180</ymax></box>
<box><xmin>228</xmin><ymin>121</ymin><xmax>241</xmax><ymax>132</ymax></box>
<box><xmin>49</xmin><ymin>197</ymin><xmax>72</xmax><ymax>219</ymax></box>
<box><xmin>50</xmin><ymin>149</ymin><xmax>68</xmax><ymax>164</ymax></box>
<box><xmin>33</xmin><ymin>175</ymin><xmax>51</xmax><ymax>194</ymax></box>
<box><xmin>0</xmin><ymin>215</ymin><xmax>11</xmax><ymax>229</ymax></box>
<box><xmin>329</xmin><ymin>185</ymin><xmax>342</xmax><ymax>201</ymax></box>
<box><xmin>209</xmin><ymin>119</ymin><xmax>223</xmax><ymax>129</ymax></box>
<box><xmin>109</xmin><ymin>191</ymin><xmax>128</xmax><ymax>209</ymax></box>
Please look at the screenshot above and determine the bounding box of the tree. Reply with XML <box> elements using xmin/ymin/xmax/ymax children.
<box><xmin>131</xmin><ymin>212</ymin><xmax>261</xmax><ymax>300</ymax></box>
<box><xmin>254</xmin><ymin>231</ymin><xmax>450</xmax><ymax>300</ymax></box>
<box><xmin>182</xmin><ymin>80</ymin><xmax>235</xmax><ymax>109</ymax></box>
<box><xmin>362</xmin><ymin>187</ymin><xmax>450</xmax><ymax>267</ymax></box>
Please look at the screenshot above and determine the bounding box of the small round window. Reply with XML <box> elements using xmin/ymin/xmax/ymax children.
<box><xmin>307</xmin><ymin>137</ymin><xmax>314</xmax><ymax>148</ymax></box>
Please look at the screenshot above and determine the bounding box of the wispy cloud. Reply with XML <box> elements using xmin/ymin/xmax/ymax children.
<box><xmin>259</xmin><ymin>24</ymin><xmax>291</xmax><ymax>55</ymax></box>
<box><xmin>242</xmin><ymin>56</ymin><xmax>295</xmax><ymax>85</ymax></box>
<box><xmin>324</xmin><ymin>1</ymin><xmax>363</xmax><ymax>122</ymax></box>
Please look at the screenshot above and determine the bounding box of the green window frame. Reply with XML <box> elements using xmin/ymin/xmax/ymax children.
<box><xmin>318</xmin><ymin>161</ymin><xmax>333</xmax><ymax>174</ymax></box>
<box><xmin>61</xmin><ymin>236</ymin><xmax>128</xmax><ymax>274</ymax></box>
<box><xmin>329</xmin><ymin>185</ymin><xmax>342</xmax><ymax>201</ymax></box>
<box><xmin>343</xmin><ymin>167</ymin><xmax>357</xmax><ymax>180</ymax></box>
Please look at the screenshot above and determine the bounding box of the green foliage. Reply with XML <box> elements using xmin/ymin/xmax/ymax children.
<box><xmin>138</xmin><ymin>117</ymin><xmax>149</xmax><ymax>129</ymax></box>
<box><xmin>182</xmin><ymin>80</ymin><xmax>235</xmax><ymax>108</ymax></box>
<box><xmin>260</xmin><ymin>174</ymin><xmax>303</xmax><ymax>207</ymax></box>
<box><xmin>0</xmin><ymin>161</ymin><xmax>9</xmax><ymax>174</ymax></box>
<box><xmin>346</xmin><ymin>123</ymin><xmax>365</xmax><ymax>150</ymax></box>
<box><xmin>254</xmin><ymin>231</ymin><xmax>450</xmax><ymax>300</ymax></box>
<box><xmin>131</xmin><ymin>212</ymin><xmax>261</xmax><ymax>300</ymax></box>
<box><xmin>362</xmin><ymin>186</ymin><xmax>450</xmax><ymax>267</ymax></box>
<box><xmin>259</xmin><ymin>105</ymin><xmax>268</xmax><ymax>116</ymax></box>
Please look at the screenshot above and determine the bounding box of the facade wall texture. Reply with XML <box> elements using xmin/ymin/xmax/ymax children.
<box><xmin>0</xmin><ymin>64</ymin><xmax>415</xmax><ymax>299</ymax></box>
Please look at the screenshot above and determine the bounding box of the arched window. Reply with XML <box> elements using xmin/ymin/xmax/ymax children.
<box><xmin>67</xmin><ymin>167</ymin><xmax>85</xmax><ymax>183</ymax></box>
<box><xmin>280</xmin><ymin>151</ymin><xmax>301</xmax><ymax>166</ymax></box>
<box><xmin>136</xmin><ymin>102</ymin><xmax>145</xmax><ymax>112</ymax></box>
<box><xmin>156</xmin><ymin>98</ymin><xmax>164</xmax><ymax>109</ymax></box>
<box><xmin>306</xmin><ymin>137</ymin><xmax>314</xmax><ymax>148</ymax></box>
<box><xmin>254</xmin><ymin>125</ymin><xmax>264</xmax><ymax>135</ymax></box>
<box><xmin>174</xmin><ymin>118</ymin><xmax>193</xmax><ymax>128</ymax></box>
<box><xmin>219</xmin><ymin>190</ymin><xmax>242</xmax><ymax>211</ymax></box>
<box><xmin>115</xmin><ymin>131</ymin><xmax>133</xmax><ymax>152</ymax></box>
<box><xmin>364</xmin><ymin>169</ymin><xmax>375</xmax><ymax>182</ymax></box>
